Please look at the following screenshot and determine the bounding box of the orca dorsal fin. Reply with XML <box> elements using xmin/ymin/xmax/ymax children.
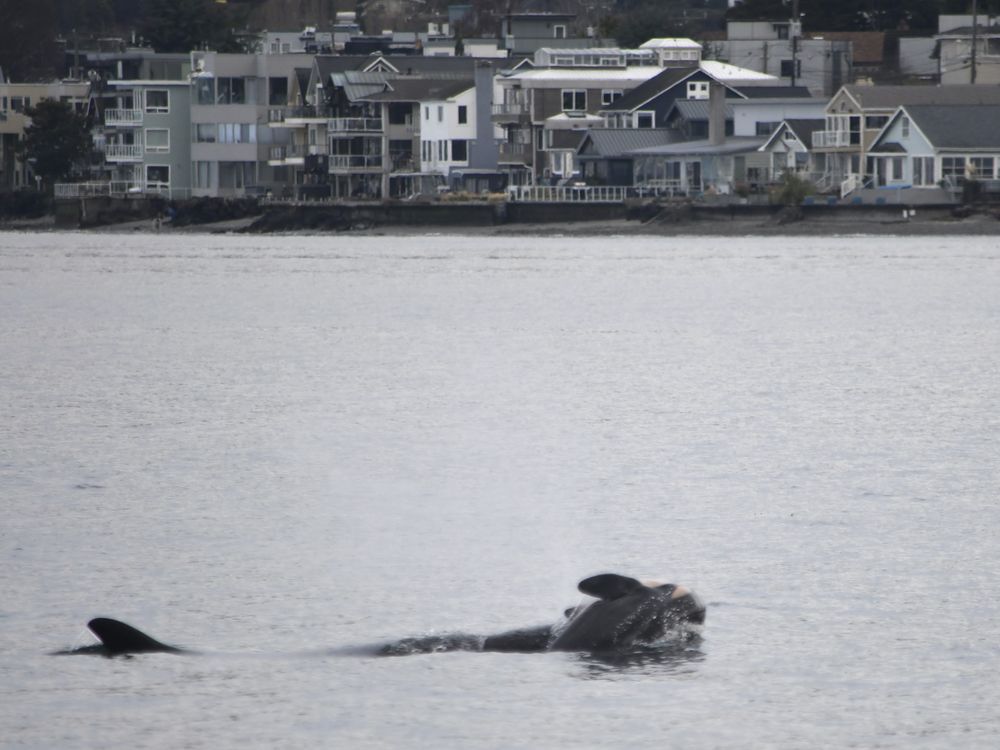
<box><xmin>87</xmin><ymin>618</ymin><xmax>180</xmax><ymax>654</ymax></box>
<box><xmin>577</xmin><ymin>574</ymin><xmax>645</xmax><ymax>601</ymax></box>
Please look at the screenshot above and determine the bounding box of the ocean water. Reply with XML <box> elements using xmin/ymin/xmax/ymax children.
<box><xmin>2</xmin><ymin>230</ymin><xmax>999</xmax><ymax>748</ymax></box>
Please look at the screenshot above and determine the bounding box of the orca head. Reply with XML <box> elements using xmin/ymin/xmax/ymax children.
<box><xmin>550</xmin><ymin>574</ymin><xmax>705</xmax><ymax>651</ymax></box>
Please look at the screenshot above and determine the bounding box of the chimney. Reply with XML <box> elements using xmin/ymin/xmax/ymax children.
<box><xmin>708</xmin><ymin>81</ymin><xmax>725</xmax><ymax>146</ymax></box>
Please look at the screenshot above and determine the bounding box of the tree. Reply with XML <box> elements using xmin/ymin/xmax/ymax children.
<box><xmin>140</xmin><ymin>0</ymin><xmax>249</xmax><ymax>53</ymax></box>
<box><xmin>14</xmin><ymin>100</ymin><xmax>93</xmax><ymax>190</ymax></box>
<box><xmin>0</xmin><ymin>0</ymin><xmax>58</xmax><ymax>81</ymax></box>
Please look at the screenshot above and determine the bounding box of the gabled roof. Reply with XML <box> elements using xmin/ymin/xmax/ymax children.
<box><xmin>607</xmin><ymin>66</ymin><xmax>702</xmax><ymax>112</ymax></box>
<box><xmin>759</xmin><ymin>118</ymin><xmax>824</xmax><ymax>150</ymax></box>
<box><xmin>576</xmin><ymin>128</ymin><xmax>679</xmax><ymax>157</ymax></box>
<box><xmin>898</xmin><ymin>104</ymin><xmax>1000</xmax><ymax>149</ymax></box>
<box><xmin>839</xmin><ymin>84</ymin><xmax>1000</xmax><ymax>111</ymax></box>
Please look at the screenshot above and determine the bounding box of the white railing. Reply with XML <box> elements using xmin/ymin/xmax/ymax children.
<box><xmin>329</xmin><ymin>154</ymin><xmax>383</xmax><ymax>170</ymax></box>
<box><xmin>508</xmin><ymin>185</ymin><xmax>629</xmax><ymax>202</ymax></box>
<box><xmin>636</xmin><ymin>178</ymin><xmax>683</xmax><ymax>195</ymax></box>
<box><xmin>812</xmin><ymin>130</ymin><xmax>852</xmax><ymax>149</ymax></box>
<box><xmin>103</xmin><ymin>143</ymin><xmax>144</xmax><ymax>162</ymax></box>
<box><xmin>327</xmin><ymin>117</ymin><xmax>383</xmax><ymax>133</ymax></box>
<box><xmin>54</xmin><ymin>181</ymin><xmax>140</xmax><ymax>198</ymax></box>
<box><xmin>840</xmin><ymin>173</ymin><xmax>862</xmax><ymax>199</ymax></box>
<box><xmin>105</xmin><ymin>109</ymin><xmax>143</xmax><ymax>126</ymax></box>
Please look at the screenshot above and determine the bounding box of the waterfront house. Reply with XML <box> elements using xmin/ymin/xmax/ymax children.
<box><xmin>867</xmin><ymin>104</ymin><xmax>1000</xmax><ymax>190</ymax></box>
<box><xmin>758</xmin><ymin>118</ymin><xmax>825</xmax><ymax>182</ymax></box>
<box><xmin>810</xmin><ymin>84</ymin><xmax>1000</xmax><ymax>195</ymax></box>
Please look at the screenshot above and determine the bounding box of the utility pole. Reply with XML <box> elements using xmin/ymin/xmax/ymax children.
<box><xmin>790</xmin><ymin>0</ymin><xmax>800</xmax><ymax>88</ymax></box>
<box><xmin>971</xmin><ymin>0</ymin><xmax>978</xmax><ymax>84</ymax></box>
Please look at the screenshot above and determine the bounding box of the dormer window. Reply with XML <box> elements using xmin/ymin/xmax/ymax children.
<box><xmin>687</xmin><ymin>81</ymin><xmax>709</xmax><ymax>100</ymax></box>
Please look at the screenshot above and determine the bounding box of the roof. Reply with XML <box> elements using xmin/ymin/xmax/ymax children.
<box><xmin>607</xmin><ymin>66</ymin><xmax>700</xmax><ymax>112</ymax></box>
<box><xmin>314</xmin><ymin>54</ymin><xmax>476</xmax><ymax>80</ymax></box>
<box><xmin>360</xmin><ymin>78</ymin><xmax>472</xmax><ymax>102</ymax></box>
<box><xmin>667</xmin><ymin>99</ymin><xmax>734</xmax><ymax>121</ymax></box>
<box><xmin>699</xmin><ymin>60</ymin><xmax>778</xmax><ymax>82</ymax></box>
<box><xmin>640</xmin><ymin>38</ymin><xmax>702</xmax><ymax>50</ymax></box>
<box><xmin>501</xmin><ymin>67</ymin><xmax>664</xmax><ymax>86</ymax></box>
<box><xmin>549</xmin><ymin>130</ymin><xmax>587</xmax><ymax>149</ymax></box>
<box><xmin>870</xmin><ymin>141</ymin><xmax>906</xmax><ymax>153</ymax></box>
<box><xmin>737</xmin><ymin>85</ymin><xmax>813</xmax><ymax>98</ymax></box>
<box><xmin>759</xmin><ymin>118</ymin><xmax>824</xmax><ymax>150</ymax></box>
<box><xmin>841</xmin><ymin>84</ymin><xmax>1000</xmax><ymax>110</ymax></box>
<box><xmin>902</xmin><ymin>104</ymin><xmax>1000</xmax><ymax>149</ymax></box>
<box><xmin>629</xmin><ymin>136</ymin><xmax>766</xmax><ymax>157</ymax></box>
<box><xmin>576</xmin><ymin>128</ymin><xmax>679</xmax><ymax>157</ymax></box>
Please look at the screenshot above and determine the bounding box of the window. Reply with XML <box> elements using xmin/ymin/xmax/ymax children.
<box><xmin>969</xmin><ymin>157</ymin><xmax>995</xmax><ymax>178</ymax></box>
<box><xmin>145</xmin><ymin>90</ymin><xmax>168</xmax><ymax>113</ymax></box>
<box><xmin>457</xmin><ymin>105</ymin><xmax>467</xmax><ymax>124</ymax></box>
<box><xmin>438</xmin><ymin>140</ymin><xmax>447</xmax><ymax>160</ymax></box>
<box><xmin>424</xmin><ymin>106</ymin><xmax>429</xmax><ymax>120</ymax></box>
<box><xmin>145</xmin><ymin>128</ymin><xmax>169</xmax><ymax>153</ymax></box>
<box><xmin>755</xmin><ymin>122</ymin><xmax>778</xmax><ymax>136</ymax></box>
<box><xmin>890</xmin><ymin>157</ymin><xmax>904</xmax><ymax>181</ymax></box>
<box><xmin>146</xmin><ymin>165</ymin><xmax>169</xmax><ymax>188</ymax></box>
<box><xmin>451</xmin><ymin>139</ymin><xmax>468</xmax><ymax>161</ymax></box>
<box><xmin>11</xmin><ymin>96</ymin><xmax>29</xmax><ymax>112</ymax></box>
<box><xmin>194</xmin><ymin>161</ymin><xmax>212</xmax><ymax>189</ymax></box>
<box><xmin>216</xmin><ymin>123</ymin><xmax>257</xmax><ymax>144</ymax></box>
<box><xmin>774</xmin><ymin>23</ymin><xmax>789</xmax><ymax>40</ymax></box>
<box><xmin>941</xmin><ymin>156</ymin><xmax>966</xmax><ymax>180</ymax></box>
<box><xmin>217</xmin><ymin>77</ymin><xmax>246</xmax><ymax>104</ymax></box>
<box><xmin>635</xmin><ymin>111</ymin><xmax>654</xmax><ymax>128</ymax></box>
<box><xmin>687</xmin><ymin>81</ymin><xmax>709</xmax><ymax>100</ymax></box>
<box><xmin>553</xmin><ymin>24</ymin><xmax>566</xmax><ymax>39</ymax></box>
<box><xmin>194</xmin><ymin>78</ymin><xmax>214</xmax><ymax>105</ymax></box>
<box><xmin>601</xmin><ymin>89</ymin><xmax>623</xmax><ymax>107</ymax></box>
<box><xmin>437</xmin><ymin>105</ymin><xmax>443</xmax><ymax>122</ymax></box>
<box><xmin>561</xmin><ymin>89</ymin><xmax>586</xmax><ymax>112</ymax></box>
<box><xmin>901</xmin><ymin>116</ymin><xmax>910</xmax><ymax>138</ymax></box>
<box><xmin>268</xmin><ymin>77</ymin><xmax>288</xmax><ymax>106</ymax></box>
<box><xmin>865</xmin><ymin>115</ymin><xmax>889</xmax><ymax>130</ymax></box>
<box><xmin>780</xmin><ymin>59</ymin><xmax>801</xmax><ymax>78</ymax></box>
<box><xmin>195</xmin><ymin>123</ymin><xmax>216</xmax><ymax>142</ymax></box>
<box><xmin>913</xmin><ymin>156</ymin><xmax>934</xmax><ymax>186</ymax></box>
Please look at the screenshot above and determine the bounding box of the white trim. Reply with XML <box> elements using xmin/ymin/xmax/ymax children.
<box><xmin>144</xmin><ymin>89</ymin><xmax>169</xmax><ymax>114</ymax></box>
<box><xmin>144</xmin><ymin>127</ymin><xmax>170</xmax><ymax>153</ymax></box>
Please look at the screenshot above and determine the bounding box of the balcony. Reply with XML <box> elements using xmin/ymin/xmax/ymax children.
<box><xmin>268</xmin><ymin>104</ymin><xmax>334</xmax><ymax>126</ymax></box>
<box><xmin>329</xmin><ymin>154</ymin><xmax>383</xmax><ymax>172</ymax></box>
<box><xmin>812</xmin><ymin>130</ymin><xmax>853</xmax><ymax>149</ymax></box>
<box><xmin>498</xmin><ymin>142</ymin><xmax>532</xmax><ymax>164</ymax></box>
<box><xmin>328</xmin><ymin>117</ymin><xmax>383</xmax><ymax>133</ymax></box>
<box><xmin>103</xmin><ymin>143</ymin><xmax>144</xmax><ymax>162</ymax></box>
<box><xmin>105</xmin><ymin>109</ymin><xmax>143</xmax><ymax>127</ymax></box>
<box><xmin>491</xmin><ymin>101</ymin><xmax>531</xmax><ymax>124</ymax></box>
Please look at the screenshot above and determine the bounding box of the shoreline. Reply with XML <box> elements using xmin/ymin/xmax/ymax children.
<box><xmin>4</xmin><ymin>211</ymin><xmax>1000</xmax><ymax>238</ymax></box>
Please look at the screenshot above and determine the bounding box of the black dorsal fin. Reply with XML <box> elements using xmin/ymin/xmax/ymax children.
<box><xmin>578</xmin><ymin>574</ymin><xmax>645</xmax><ymax>601</ymax></box>
<box><xmin>87</xmin><ymin>618</ymin><xmax>180</xmax><ymax>654</ymax></box>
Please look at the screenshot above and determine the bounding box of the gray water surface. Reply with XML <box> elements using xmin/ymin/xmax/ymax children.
<box><xmin>2</xmin><ymin>232</ymin><xmax>999</xmax><ymax>748</ymax></box>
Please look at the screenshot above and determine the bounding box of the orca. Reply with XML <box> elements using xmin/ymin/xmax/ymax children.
<box><xmin>58</xmin><ymin>574</ymin><xmax>704</xmax><ymax>657</ymax></box>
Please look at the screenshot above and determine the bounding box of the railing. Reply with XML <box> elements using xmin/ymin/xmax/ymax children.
<box><xmin>105</xmin><ymin>109</ymin><xmax>143</xmax><ymax>126</ymax></box>
<box><xmin>636</xmin><ymin>178</ymin><xmax>683</xmax><ymax>196</ymax></box>
<box><xmin>840</xmin><ymin>173</ymin><xmax>862</xmax><ymax>199</ymax></box>
<box><xmin>327</xmin><ymin>117</ymin><xmax>383</xmax><ymax>133</ymax></box>
<box><xmin>812</xmin><ymin>130</ymin><xmax>852</xmax><ymax>149</ymax></box>
<box><xmin>498</xmin><ymin>143</ymin><xmax>532</xmax><ymax>163</ymax></box>
<box><xmin>508</xmin><ymin>185</ymin><xmax>630</xmax><ymax>203</ymax></box>
<box><xmin>103</xmin><ymin>144</ymin><xmax>144</xmax><ymax>162</ymax></box>
<box><xmin>492</xmin><ymin>102</ymin><xmax>529</xmax><ymax>117</ymax></box>
<box><xmin>269</xmin><ymin>144</ymin><xmax>309</xmax><ymax>161</ymax></box>
<box><xmin>329</xmin><ymin>154</ymin><xmax>383</xmax><ymax>170</ymax></box>
<box><xmin>54</xmin><ymin>181</ymin><xmax>139</xmax><ymax>198</ymax></box>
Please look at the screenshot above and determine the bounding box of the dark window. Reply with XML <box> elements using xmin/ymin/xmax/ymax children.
<box><xmin>268</xmin><ymin>77</ymin><xmax>288</xmax><ymax>106</ymax></box>
<box><xmin>458</xmin><ymin>105</ymin><xmax>467</xmax><ymax>124</ymax></box>
<box><xmin>780</xmin><ymin>59</ymin><xmax>801</xmax><ymax>78</ymax></box>
<box><xmin>451</xmin><ymin>139</ymin><xmax>468</xmax><ymax>161</ymax></box>
<box><xmin>755</xmin><ymin>122</ymin><xmax>778</xmax><ymax>136</ymax></box>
